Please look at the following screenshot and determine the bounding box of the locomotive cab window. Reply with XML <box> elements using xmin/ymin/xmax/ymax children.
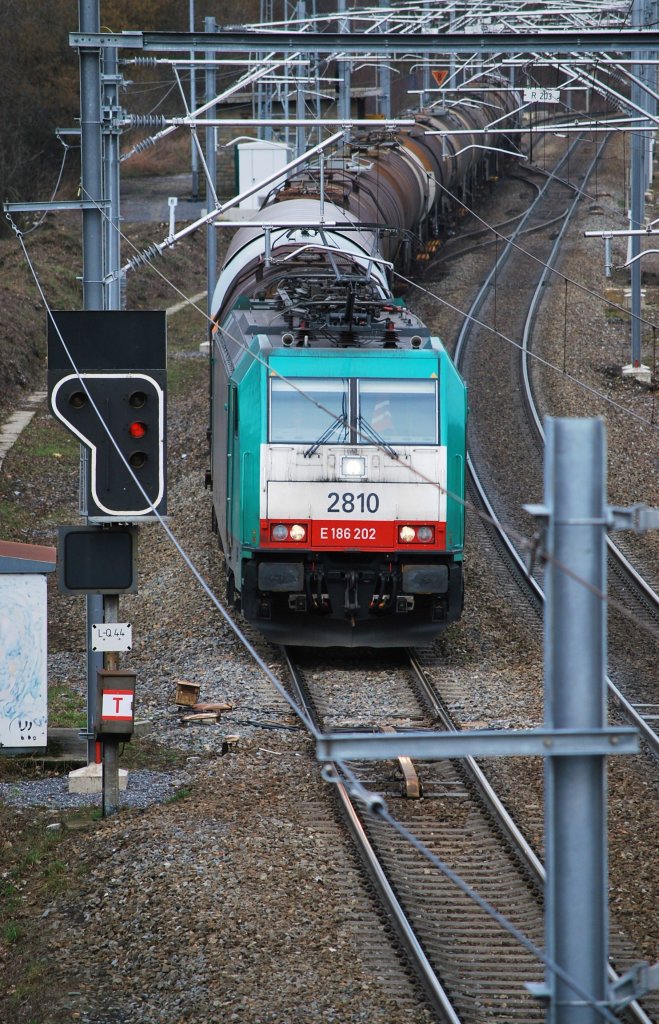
<box><xmin>358</xmin><ymin>380</ymin><xmax>438</xmax><ymax>444</ymax></box>
<box><xmin>270</xmin><ymin>378</ymin><xmax>348</xmax><ymax>443</ymax></box>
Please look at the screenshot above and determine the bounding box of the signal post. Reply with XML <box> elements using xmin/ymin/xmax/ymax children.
<box><xmin>48</xmin><ymin>309</ymin><xmax>166</xmax><ymax>814</ymax></box>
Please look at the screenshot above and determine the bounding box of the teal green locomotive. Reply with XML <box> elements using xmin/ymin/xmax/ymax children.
<box><xmin>205</xmin><ymin>87</ymin><xmax>521</xmax><ymax>644</ymax></box>
<box><xmin>209</xmin><ymin>207</ymin><xmax>467</xmax><ymax>645</ymax></box>
<box><xmin>210</xmin><ymin>288</ymin><xmax>466</xmax><ymax>645</ymax></box>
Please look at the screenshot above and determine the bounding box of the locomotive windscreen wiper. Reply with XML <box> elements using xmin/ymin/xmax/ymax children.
<box><xmin>357</xmin><ymin>415</ymin><xmax>397</xmax><ymax>458</ymax></box>
<box><xmin>303</xmin><ymin>394</ymin><xmax>349</xmax><ymax>457</ymax></box>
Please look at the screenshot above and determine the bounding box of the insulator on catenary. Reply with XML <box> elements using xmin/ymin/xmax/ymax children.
<box><xmin>120</xmin><ymin>137</ymin><xmax>157</xmax><ymax>162</ymax></box>
<box><xmin>127</xmin><ymin>115</ymin><xmax>169</xmax><ymax>129</ymax></box>
<box><xmin>124</xmin><ymin>243</ymin><xmax>163</xmax><ymax>272</ymax></box>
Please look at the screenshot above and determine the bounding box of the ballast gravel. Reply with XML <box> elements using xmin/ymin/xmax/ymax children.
<box><xmin>0</xmin><ymin>132</ymin><xmax>657</xmax><ymax>1023</ymax></box>
<box><xmin>0</xmin><ymin>770</ymin><xmax>190</xmax><ymax>810</ymax></box>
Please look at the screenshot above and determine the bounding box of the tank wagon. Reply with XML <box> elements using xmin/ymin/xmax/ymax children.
<box><xmin>208</xmin><ymin>82</ymin><xmax>520</xmax><ymax>646</ymax></box>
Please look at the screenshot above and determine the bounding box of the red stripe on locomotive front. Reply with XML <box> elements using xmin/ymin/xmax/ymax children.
<box><xmin>259</xmin><ymin>520</ymin><xmax>447</xmax><ymax>551</ymax></box>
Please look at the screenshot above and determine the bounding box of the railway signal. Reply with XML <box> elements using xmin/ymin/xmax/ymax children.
<box><xmin>47</xmin><ymin>310</ymin><xmax>167</xmax><ymax>520</ymax></box>
<box><xmin>57</xmin><ymin>525</ymin><xmax>137</xmax><ymax>594</ymax></box>
<box><xmin>51</xmin><ymin>372</ymin><xmax>165</xmax><ymax>518</ymax></box>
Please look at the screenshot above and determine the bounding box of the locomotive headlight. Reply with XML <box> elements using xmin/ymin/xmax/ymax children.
<box><xmin>289</xmin><ymin>524</ymin><xmax>307</xmax><ymax>542</ymax></box>
<box><xmin>417</xmin><ymin>526</ymin><xmax>434</xmax><ymax>543</ymax></box>
<box><xmin>340</xmin><ymin>455</ymin><xmax>367</xmax><ymax>479</ymax></box>
<box><xmin>399</xmin><ymin>526</ymin><xmax>416</xmax><ymax>543</ymax></box>
<box><xmin>271</xmin><ymin>524</ymin><xmax>289</xmax><ymax>541</ymax></box>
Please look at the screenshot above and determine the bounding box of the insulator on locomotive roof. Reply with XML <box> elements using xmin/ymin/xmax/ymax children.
<box><xmin>295</xmin><ymin>323</ymin><xmax>310</xmax><ymax>347</ymax></box>
<box><xmin>383</xmin><ymin>319</ymin><xmax>398</xmax><ymax>348</ymax></box>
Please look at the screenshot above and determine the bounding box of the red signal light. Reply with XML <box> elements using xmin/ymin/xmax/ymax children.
<box><xmin>129</xmin><ymin>421</ymin><xmax>147</xmax><ymax>439</ymax></box>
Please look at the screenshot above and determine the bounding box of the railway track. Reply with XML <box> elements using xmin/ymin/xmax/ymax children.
<box><xmin>264</xmin><ymin>129</ymin><xmax>658</xmax><ymax>1023</ymax></box>
<box><xmin>284</xmin><ymin>646</ymin><xmax>547</xmax><ymax>1023</ymax></box>
<box><xmin>432</xmin><ymin>129</ymin><xmax>658</xmax><ymax>1018</ymax></box>
<box><xmin>452</xmin><ymin>129</ymin><xmax>659</xmax><ymax>756</ymax></box>
<box><xmin>412</xmin><ymin>635</ymin><xmax>657</xmax><ymax>1024</ymax></box>
<box><xmin>283</xmin><ymin>644</ymin><xmax>656</xmax><ymax>1022</ymax></box>
<box><xmin>520</xmin><ymin>250</ymin><xmax>659</xmax><ymax>751</ymax></box>
<box><xmin>4</xmin><ymin>105</ymin><xmax>654</xmax><ymax>1024</ymax></box>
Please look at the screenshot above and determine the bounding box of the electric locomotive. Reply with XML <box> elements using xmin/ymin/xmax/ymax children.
<box><xmin>207</xmin><ymin>87</ymin><xmax>519</xmax><ymax>645</ymax></box>
<box><xmin>208</xmin><ymin>205</ymin><xmax>466</xmax><ymax>646</ymax></box>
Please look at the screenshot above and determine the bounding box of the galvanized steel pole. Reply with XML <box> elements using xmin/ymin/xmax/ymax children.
<box><xmin>205</xmin><ymin>16</ymin><xmax>218</xmax><ymax>322</ymax></box>
<box><xmin>422</xmin><ymin>1</ymin><xmax>431</xmax><ymax>107</ymax></box>
<box><xmin>296</xmin><ymin>1</ymin><xmax>307</xmax><ymax>158</ymax></box>
<box><xmin>189</xmin><ymin>0</ymin><xmax>200</xmax><ymax>198</ymax></box>
<box><xmin>80</xmin><ymin>0</ymin><xmax>103</xmax><ymax>310</ymax></box>
<box><xmin>543</xmin><ymin>418</ymin><xmax>608</xmax><ymax>1024</ymax></box>
<box><xmin>643</xmin><ymin>0</ymin><xmax>657</xmax><ymax>189</ymax></box>
<box><xmin>630</xmin><ymin>0</ymin><xmax>646</xmax><ymax>369</ymax></box>
<box><xmin>102</xmin><ymin>45</ymin><xmax>122</xmax><ymax>311</ymax></box>
<box><xmin>338</xmin><ymin>0</ymin><xmax>351</xmax><ymax>122</ymax></box>
<box><xmin>101</xmin><ymin>594</ymin><xmax>120</xmax><ymax>817</ymax></box>
<box><xmin>100</xmin><ymin>44</ymin><xmax>123</xmax><ymax>813</ymax></box>
<box><xmin>378</xmin><ymin>0</ymin><xmax>391</xmax><ymax>120</ymax></box>
<box><xmin>102</xmin><ymin>737</ymin><xmax>120</xmax><ymax>816</ymax></box>
<box><xmin>79</xmin><ymin>0</ymin><xmax>104</xmax><ymax>764</ymax></box>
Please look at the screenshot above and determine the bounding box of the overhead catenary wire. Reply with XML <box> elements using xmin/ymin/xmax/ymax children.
<box><xmin>7</xmin><ymin>169</ymin><xmax>652</xmax><ymax>642</ymax></box>
<box><xmin>10</xmin><ymin>233</ymin><xmax>636</xmax><ymax>1022</ymax></box>
<box><xmin>75</xmin><ymin>84</ymin><xmax>659</xmax><ymax>583</ymax></box>
<box><xmin>426</xmin><ymin>171</ymin><xmax>659</xmax><ymax>385</ymax></box>
<box><xmin>21</xmin><ymin>137</ymin><xmax>75</xmax><ymax>237</ymax></box>
<box><xmin>115</xmin><ymin>83</ymin><xmax>659</xmax><ymax>401</ymax></box>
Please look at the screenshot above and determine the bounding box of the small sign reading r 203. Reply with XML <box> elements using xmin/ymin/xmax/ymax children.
<box><xmin>91</xmin><ymin>623</ymin><xmax>133</xmax><ymax>652</ymax></box>
<box><xmin>523</xmin><ymin>87</ymin><xmax>560</xmax><ymax>104</ymax></box>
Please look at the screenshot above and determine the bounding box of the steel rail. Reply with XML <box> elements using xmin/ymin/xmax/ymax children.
<box><xmin>406</xmin><ymin>649</ymin><xmax>655</xmax><ymax>1024</ymax></box>
<box><xmin>447</xmin><ymin>133</ymin><xmax>655</xmax><ymax>1022</ymax></box>
<box><xmin>514</xmin><ymin>141</ymin><xmax>659</xmax><ymax>759</ymax></box>
<box><xmin>451</xmin><ymin>131</ymin><xmax>659</xmax><ymax>760</ymax></box>
<box><xmin>467</xmin><ymin>440</ymin><xmax>659</xmax><ymax>756</ymax></box>
<box><xmin>453</xmin><ymin>133</ymin><xmax>585</xmax><ymax>367</ymax></box>
<box><xmin>407</xmin><ymin>648</ymin><xmax>543</xmax><ymax>873</ymax></box>
<box><xmin>280</xmin><ymin>647</ymin><xmax>462</xmax><ymax>1023</ymax></box>
<box><xmin>519</xmin><ymin>185</ymin><xmax>659</xmax><ymax>613</ymax></box>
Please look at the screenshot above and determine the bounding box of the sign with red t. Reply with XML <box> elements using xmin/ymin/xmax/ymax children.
<box><xmin>102</xmin><ymin>690</ymin><xmax>134</xmax><ymax>722</ymax></box>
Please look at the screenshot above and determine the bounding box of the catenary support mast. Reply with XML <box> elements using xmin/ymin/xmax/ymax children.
<box><xmin>79</xmin><ymin>0</ymin><xmax>104</xmax><ymax>766</ymax></box>
<box><xmin>543</xmin><ymin>418</ymin><xmax>608</xmax><ymax>1024</ymax></box>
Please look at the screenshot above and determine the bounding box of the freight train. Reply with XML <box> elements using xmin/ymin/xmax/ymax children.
<box><xmin>207</xmin><ymin>80</ymin><xmax>520</xmax><ymax>646</ymax></box>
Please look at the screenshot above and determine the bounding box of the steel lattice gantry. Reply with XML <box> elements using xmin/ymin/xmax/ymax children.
<box><xmin>70</xmin><ymin>28</ymin><xmax>659</xmax><ymax>56</ymax></box>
